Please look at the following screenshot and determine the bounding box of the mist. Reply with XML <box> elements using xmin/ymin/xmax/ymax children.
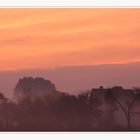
<box><xmin>0</xmin><ymin>62</ymin><xmax>140</xmax><ymax>98</ymax></box>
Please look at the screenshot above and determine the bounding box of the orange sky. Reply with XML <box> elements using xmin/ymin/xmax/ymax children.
<box><xmin>0</xmin><ymin>8</ymin><xmax>140</xmax><ymax>71</ymax></box>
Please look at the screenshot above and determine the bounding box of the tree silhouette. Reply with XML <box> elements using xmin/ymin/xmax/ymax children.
<box><xmin>106</xmin><ymin>87</ymin><xmax>135</xmax><ymax>130</ymax></box>
<box><xmin>1</xmin><ymin>76</ymin><xmax>140</xmax><ymax>131</ymax></box>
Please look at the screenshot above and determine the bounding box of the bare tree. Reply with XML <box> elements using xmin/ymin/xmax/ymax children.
<box><xmin>106</xmin><ymin>88</ymin><xmax>135</xmax><ymax>130</ymax></box>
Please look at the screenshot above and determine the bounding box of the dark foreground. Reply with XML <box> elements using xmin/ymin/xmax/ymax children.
<box><xmin>1</xmin><ymin>77</ymin><xmax>140</xmax><ymax>131</ymax></box>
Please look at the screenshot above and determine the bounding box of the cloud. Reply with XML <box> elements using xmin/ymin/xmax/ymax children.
<box><xmin>0</xmin><ymin>9</ymin><xmax>140</xmax><ymax>70</ymax></box>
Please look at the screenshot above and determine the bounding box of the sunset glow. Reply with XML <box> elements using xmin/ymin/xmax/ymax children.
<box><xmin>0</xmin><ymin>8</ymin><xmax>140</xmax><ymax>70</ymax></box>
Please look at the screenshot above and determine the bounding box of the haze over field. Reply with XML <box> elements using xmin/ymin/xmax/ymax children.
<box><xmin>0</xmin><ymin>62</ymin><xmax>140</xmax><ymax>98</ymax></box>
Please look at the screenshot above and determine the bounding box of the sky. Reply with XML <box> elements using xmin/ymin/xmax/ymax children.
<box><xmin>0</xmin><ymin>8</ymin><xmax>140</xmax><ymax>71</ymax></box>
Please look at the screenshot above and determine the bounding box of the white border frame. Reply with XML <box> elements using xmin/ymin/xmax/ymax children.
<box><xmin>0</xmin><ymin>0</ymin><xmax>140</xmax><ymax>139</ymax></box>
<box><xmin>0</xmin><ymin>0</ymin><xmax>140</xmax><ymax>7</ymax></box>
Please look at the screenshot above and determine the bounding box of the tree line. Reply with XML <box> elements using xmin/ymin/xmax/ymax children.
<box><xmin>0</xmin><ymin>77</ymin><xmax>140</xmax><ymax>131</ymax></box>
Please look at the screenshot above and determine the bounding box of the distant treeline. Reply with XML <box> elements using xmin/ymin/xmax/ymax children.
<box><xmin>0</xmin><ymin>77</ymin><xmax>140</xmax><ymax>131</ymax></box>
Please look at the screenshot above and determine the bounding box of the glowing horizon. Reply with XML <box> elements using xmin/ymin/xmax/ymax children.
<box><xmin>0</xmin><ymin>8</ymin><xmax>140</xmax><ymax>71</ymax></box>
